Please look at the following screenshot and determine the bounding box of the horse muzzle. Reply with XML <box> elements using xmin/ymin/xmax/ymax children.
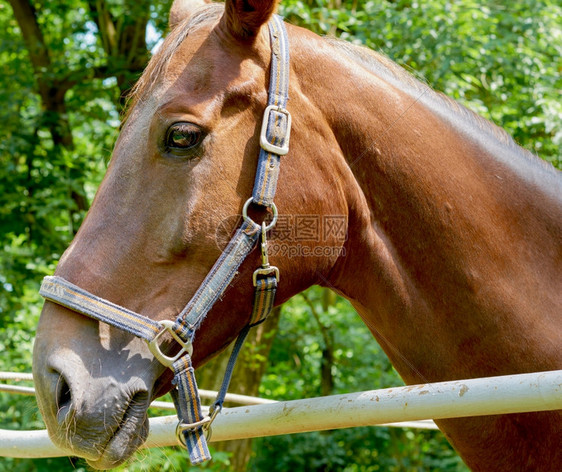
<box><xmin>33</xmin><ymin>302</ymin><xmax>156</xmax><ymax>469</ymax></box>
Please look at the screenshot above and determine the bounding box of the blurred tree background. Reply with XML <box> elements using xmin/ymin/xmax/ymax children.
<box><xmin>0</xmin><ymin>0</ymin><xmax>560</xmax><ymax>471</ymax></box>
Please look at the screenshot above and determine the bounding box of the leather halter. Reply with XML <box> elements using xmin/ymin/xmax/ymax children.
<box><xmin>39</xmin><ymin>15</ymin><xmax>290</xmax><ymax>465</ymax></box>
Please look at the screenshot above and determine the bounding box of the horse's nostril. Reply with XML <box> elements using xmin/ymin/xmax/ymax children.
<box><xmin>51</xmin><ymin>370</ymin><xmax>73</xmax><ymax>422</ymax></box>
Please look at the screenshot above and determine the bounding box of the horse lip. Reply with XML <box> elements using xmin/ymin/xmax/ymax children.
<box><xmin>86</xmin><ymin>392</ymin><xmax>150</xmax><ymax>469</ymax></box>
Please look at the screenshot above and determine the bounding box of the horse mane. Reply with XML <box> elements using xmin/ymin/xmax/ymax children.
<box><xmin>123</xmin><ymin>3</ymin><xmax>224</xmax><ymax>121</ymax></box>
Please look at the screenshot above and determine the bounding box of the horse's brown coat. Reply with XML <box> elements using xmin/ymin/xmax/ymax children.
<box><xmin>33</xmin><ymin>1</ymin><xmax>561</xmax><ymax>470</ymax></box>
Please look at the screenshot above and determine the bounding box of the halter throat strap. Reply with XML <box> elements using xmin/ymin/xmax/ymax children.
<box><xmin>39</xmin><ymin>15</ymin><xmax>290</xmax><ymax>466</ymax></box>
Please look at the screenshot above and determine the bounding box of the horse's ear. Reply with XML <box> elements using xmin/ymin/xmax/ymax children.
<box><xmin>222</xmin><ymin>0</ymin><xmax>279</xmax><ymax>40</ymax></box>
<box><xmin>169</xmin><ymin>0</ymin><xmax>212</xmax><ymax>30</ymax></box>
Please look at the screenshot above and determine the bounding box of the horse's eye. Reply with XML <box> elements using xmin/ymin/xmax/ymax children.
<box><xmin>165</xmin><ymin>122</ymin><xmax>203</xmax><ymax>152</ymax></box>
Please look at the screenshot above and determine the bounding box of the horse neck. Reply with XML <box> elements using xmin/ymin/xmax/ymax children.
<box><xmin>290</xmin><ymin>33</ymin><xmax>562</xmax><ymax>384</ymax></box>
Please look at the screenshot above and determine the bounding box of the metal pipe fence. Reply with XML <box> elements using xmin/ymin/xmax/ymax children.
<box><xmin>2</xmin><ymin>370</ymin><xmax>560</xmax><ymax>459</ymax></box>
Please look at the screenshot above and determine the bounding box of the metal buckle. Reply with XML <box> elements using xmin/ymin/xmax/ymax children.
<box><xmin>253</xmin><ymin>266</ymin><xmax>280</xmax><ymax>286</ymax></box>
<box><xmin>176</xmin><ymin>417</ymin><xmax>212</xmax><ymax>446</ymax></box>
<box><xmin>259</xmin><ymin>104</ymin><xmax>291</xmax><ymax>156</ymax></box>
<box><xmin>147</xmin><ymin>320</ymin><xmax>193</xmax><ymax>368</ymax></box>
<box><xmin>175</xmin><ymin>405</ymin><xmax>222</xmax><ymax>445</ymax></box>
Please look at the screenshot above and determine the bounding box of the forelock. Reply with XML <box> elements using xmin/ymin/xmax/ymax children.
<box><xmin>123</xmin><ymin>3</ymin><xmax>224</xmax><ymax>120</ymax></box>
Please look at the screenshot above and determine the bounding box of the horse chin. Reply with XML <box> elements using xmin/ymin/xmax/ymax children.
<box><xmin>85</xmin><ymin>409</ymin><xmax>150</xmax><ymax>470</ymax></box>
<box><xmin>49</xmin><ymin>391</ymin><xmax>152</xmax><ymax>470</ymax></box>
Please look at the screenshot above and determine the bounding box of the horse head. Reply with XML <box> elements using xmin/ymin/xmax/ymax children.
<box><xmin>32</xmin><ymin>0</ymin><xmax>348</xmax><ymax>468</ymax></box>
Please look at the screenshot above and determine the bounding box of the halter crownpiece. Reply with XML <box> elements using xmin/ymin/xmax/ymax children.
<box><xmin>39</xmin><ymin>14</ymin><xmax>290</xmax><ymax>466</ymax></box>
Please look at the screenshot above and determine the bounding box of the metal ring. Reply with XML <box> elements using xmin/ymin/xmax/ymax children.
<box><xmin>175</xmin><ymin>416</ymin><xmax>212</xmax><ymax>446</ymax></box>
<box><xmin>242</xmin><ymin>198</ymin><xmax>278</xmax><ymax>231</ymax></box>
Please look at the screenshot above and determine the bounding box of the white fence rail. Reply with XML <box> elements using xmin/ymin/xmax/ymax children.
<box><xmin>1</xmin><ymin>370</ymin><xmax>560</xmax><ymax>459</ymax></box>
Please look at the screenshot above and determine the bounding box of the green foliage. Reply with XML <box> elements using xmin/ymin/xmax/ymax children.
<box><xmin>110</xmin><ymin>446</ymin><xmax>231</xmax><ymax>472</ymax></box>
<box><xmin>0</xmin><ymin>0</ymin><xmax>559</xmax><ymax>471</ymax></box>
<box><xmin>250</xmin><ymin>427</ymin><xmax>467</xmax><ymax>472</ymax></box>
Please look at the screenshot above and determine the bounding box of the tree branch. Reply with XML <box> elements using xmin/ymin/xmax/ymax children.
<box><xmin>302</xmin><ymin>291</ymin><xmax>335</xmax><ymax>396</ymax></box>
<box><xmin>7</xmin><ymin>0</ymin><xmax>53</xmax><ymax>106</ymax></box>
<box><xmin>8</xmin><ymin>0</ymin><xmax>87</xmax><ymax>217</ymax></box>
<box><xmin>86</xmin><ymin>0</ymin><xmax>119</xmax><ymax>57</ymax></box>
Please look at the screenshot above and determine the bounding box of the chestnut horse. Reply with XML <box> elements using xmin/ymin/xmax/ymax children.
<box><xmin>33</xmin><ymin>0</ymin><xmax>561</xmax><ymax>470</ymax></box>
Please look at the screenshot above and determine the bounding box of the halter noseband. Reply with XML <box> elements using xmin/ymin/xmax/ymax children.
<box><xmin>39</xmin><ymin>15</ymin><xmax>290</xmax><ymax>465</ymax></box>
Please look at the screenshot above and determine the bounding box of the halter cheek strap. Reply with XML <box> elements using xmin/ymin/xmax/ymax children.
<box><xmin>39</xmin><ymin>15</ymin><xmax>290</xmax><ymax>466</ymax></box>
